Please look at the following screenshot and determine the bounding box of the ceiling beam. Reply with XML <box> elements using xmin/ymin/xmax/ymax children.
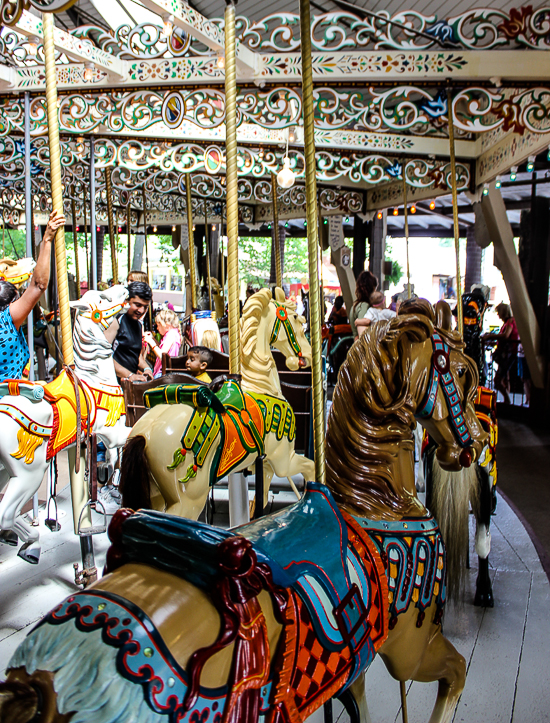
<box><xmin>14</xmin><ymin>10</ymin><xmax>125</xmax><ymax>79</ymax></box>
<box><xmin>139</xmin><ymin>0</ymin><xmax>257</xmax><ymax>75</ymax></box>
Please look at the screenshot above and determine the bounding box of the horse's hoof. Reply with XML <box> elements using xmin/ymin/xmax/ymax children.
<box><xmin>474</xmin><ymin>588</ymin><xmax>494</xmax><ymax>607</ymax></box>
<box><xmin>0</xmin><ymin>530</ymin><xmax>19</xmax><ymax>546</ymax></box>
<box><xmin>17</xmin><ymin>542</ymin><xmax>41</xmax><ymax>565</ymax></box>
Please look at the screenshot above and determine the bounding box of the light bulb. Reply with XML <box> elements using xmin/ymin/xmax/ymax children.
<box><xmin>277</xmin><ymin>157</ymin><xmax>295</xmax><ymax>189</ymax></box>
<box><xmin>482</xmin><ymin>183</ymin><xmax>489</xmax><ymax>196</ymax></box>
<box><xmin>323</xmin><ymin>218</ymin><xmax>328</xmax><ymax>225</ymax></box>
<box><xmin>288</xmin><ymin>127</ymin><xmax>296</xmax><ymax>143</ymax></box>
<box><xmin>212</xmin><ymin>224</ymin><xmax>215</xmax><ymax>230</ymax></box>
<box><xmin>217</xmin><ymin>55</ymin><xmax>225</xmax><ymax>69</ymax></box>
<box><xmin>377</xmin><ymin>211</ymin><xmax>383</xmax><ymax>220</ymax></box>
<box><xmin>162</xmin><ymin>15</ymin><xmax>174</xmax><ymax>37</ymax></box>
<box><xmin>547</xmin><ymin>145</ymin><xmax>550</xmax><ymax>161</ymax></box>
<box><xmin>393</xmin><ymin>208</ymin><xmax>399</xmax><ymax>216</ymax></box>
<box><xmin>153</xmin><ymin>226</ymin><xmax>157</xmax><ymax>232</ymax></box>
<box><xmin>172</xmin><ymin>225</ymin><xmax>176</xmax><ymax>231</ymax></box>
<box><xmin>495</xmin><ymin>176</ymin><xmax>502</xmax><ymax>189</ymax></box>
<box><xmin>526</xmin><ymin>155</ymin><xmax>536</xmax><ymax>172</ymax></box>
<box><xmin>27</xmin><ymin>37</ymin><xmax>38</xmax><ymax>56</ymax></box>
<box><xmin>410</xmin><ymin>205</ymin><xmax>416</xmax><ymax>214</ymax></box>
<box><xmin>429</xmin><ymin>200</ymin><xmax>436</xmax><ymax>210</ymax></box>
<box><xmin>510</xmin><ymin>166</ymin><xmax>518</xmax><ymax>181</ymax></box>
<box><xmin>83</xmin><ymin>63</ymin><xmax>94</xmax><ymax>81</ymax></box>
<box><xmin>267</xmin><ymin>223</ymin><xmax>272</xmax><ymax>230</ymax></box>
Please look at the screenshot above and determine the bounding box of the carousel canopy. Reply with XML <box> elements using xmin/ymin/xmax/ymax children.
<box><xmin>0</xmin><ymin>0</ymin><xmax>549</xmax><ymax>231</ymax></box>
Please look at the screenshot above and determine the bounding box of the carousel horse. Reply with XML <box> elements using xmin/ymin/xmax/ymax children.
<box><xmin>0</xmin><ymin>256</ymin><xmax>36</xmax><ymax>287</ymax></box>
<box><xmin>425</xmin><ymin>291</ymin><xmax>498</xmax><ymax>605</ymax></box>
<box><xmin>0</xmin><ymin>285</ymin><xmax>130</xmax><ymax>564</ymax></box>
<box><xmin>120</xmin><ymin>287</ymin><xmax>315</xmax><ymax>520</ymax></box>
<box><xmin>0</xmin><ymin>299</ymin><xmax>487</xmax><ymax>723</ymax></box>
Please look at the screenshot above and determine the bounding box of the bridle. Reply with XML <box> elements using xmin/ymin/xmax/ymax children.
<box><xmin>269</xmin><ymin>301</ymin><xmax>303</xmax><ymax>359</ymax></box>
<box><xmin>415</xmin><ymin>331</ymin><xmax>472</xmax><ymax>448</ymax></box>
<box><xmin>82</xmin><ymin>299</ymin><xmax>126</xmax><ymax>329</ymax></box>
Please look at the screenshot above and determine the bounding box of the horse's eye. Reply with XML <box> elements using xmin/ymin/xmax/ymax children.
<box><xmin>457</xmin><ymin>367</ymin><xmax>466</xmax><ymax>378</ymax></box>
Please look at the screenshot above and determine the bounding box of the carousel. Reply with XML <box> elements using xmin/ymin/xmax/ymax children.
<box><xmin>0</xmin><ymin>0</ymin><xmax>549</xmax><ymax>720</ymax></box>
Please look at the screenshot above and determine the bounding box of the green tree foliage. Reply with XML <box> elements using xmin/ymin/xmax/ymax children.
<box><xmin>238</xmin><ymin>235</ymin><xmax>309</xmax><ymax>285</ymax></box>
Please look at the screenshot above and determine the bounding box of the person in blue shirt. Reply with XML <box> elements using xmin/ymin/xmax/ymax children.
<box><xmin>0</xmin><ymin>210</ymin><xmax>65</xmax><ymax>382</ymax></box>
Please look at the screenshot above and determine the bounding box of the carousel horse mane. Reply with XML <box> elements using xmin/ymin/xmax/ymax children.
<box><xmin>241</xmin><ymin>287</ymin><xmax>296</xmax><ymax>362</ymax></box>
<box><xmin>326</xmin><ymin>298</ymin><xmax>479</xmax><ymax>520</ymax></box>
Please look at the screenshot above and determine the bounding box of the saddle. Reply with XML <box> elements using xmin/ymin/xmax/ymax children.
<box><xmin>111</xmin><ymin>484</ymin><xmax>386</xmax><ymax>676</ymax></box>
<box><xmin>145</xmin><ymin>380</ymin><xmax>267</xmax><ymax>485</ymax></box>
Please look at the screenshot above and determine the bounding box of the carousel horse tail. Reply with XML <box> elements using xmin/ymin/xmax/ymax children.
<box><xmin>430</xmin><ymin>458</ymin><xmax>478</xmax><ymax>602</ymax></box>
<box><xmin>119</xmin><ymin>435</ymin><xmax>152</xmax><ymax>511</ymax></box>
<box><xmin>0</xmin><ymin>680</ymin><xmax>40</xmax><ymax>723</ymax></box>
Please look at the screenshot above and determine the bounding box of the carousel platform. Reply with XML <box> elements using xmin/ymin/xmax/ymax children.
<box><xmin>0</xmin><ymin>445</ymin><xmax>549</xmax><ymax>723</ymax></box>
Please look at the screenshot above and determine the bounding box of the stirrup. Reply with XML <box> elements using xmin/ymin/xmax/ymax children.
<box><xmin>77</xmin><ymin>499</ymin><xmax>107</xmax><ymax>536</ymax></box>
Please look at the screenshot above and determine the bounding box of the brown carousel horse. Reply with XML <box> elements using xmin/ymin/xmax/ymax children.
<box><xmin>0</xmin><ymin>299</ymin><xmax>486</xmax><ymax>723</ymax></box>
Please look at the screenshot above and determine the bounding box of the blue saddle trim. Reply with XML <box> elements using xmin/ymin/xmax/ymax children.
<box><xmin>354</xmin><ymin>515</ymin><xmax>438</xmax><ymax>534</ymax></box>
<box><xmin>39</xmin><ymin>590</ymin><xmax>270</xmax><ymax>722</ymax></box>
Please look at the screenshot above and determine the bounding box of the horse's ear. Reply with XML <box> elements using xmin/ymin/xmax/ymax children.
<box><xmin>70</xmin><ymin>300</ymin><xmax>90</xmax><ymax>312</ymax></box>
<box><xmin>274</xmin><ymin>287</ymin><xmax>285</xmax><ymax>304</ymax></box>
<box><xmin>435</xmin><ymin>300</ymin><xmax>453</xmax><ymax>330</ymax></box>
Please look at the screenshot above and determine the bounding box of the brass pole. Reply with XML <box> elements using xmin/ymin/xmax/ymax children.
<box><xmin>220</xmin><ymin>215</ymin><xmax>225</xmax><ymax>311</ymax></box>
<box><xmin>104</xmin><ymin>168</ymin><xmax>117</xmax><ymax>283</ymax></box>
<box><xmin>42</xmin><ymin>13</ymin><xmax>73</xmax><ymax>366</ymax></box>
<box><xmin>402</xmin><ymin>172</ymin><xmax>411</xmax><ymax>299</ymax></box>
<box><xmin>447</xmin><ymin>88</ymin><xmax>463</xmax><ymax>336</ymax></box>
<box><xmin>127</xmin><ymin>200</ymin><xmax>132</xmax><ymax>273</ymax></box>
<box><xmin>224</xmin><ymin>0</ymin><xmax>240</xmax><ymax>375</ymax></box>
<box><xmin>141</xmin><ymin>186</ymin><xmax>150</xmax><ymax>283</ymax></box>
<box><xmin>300</xmin><ymin>0</ymin><xmax>324</xmax><ymax>484</ymax></box>
<box><xmin>71</xmin><ymin>195</ymin><xmax>80</xmax><ymax>298</ymax></box>
<box><xmin>400</xmin><ymin>681</ymin><xmax>409</xmax><ymax>723</ymax></box>
<box><xmin>204</xmin><ymin>199</ymin><xmax>213</xmax><ymax>311</ymax></box>
<box><xmin>271</xmin><ymin>172</ymin><xmax>282</xmax><ymax>288</ymax></box>
<box><xmin>140</xmin><ymin>185</ymin><xmax>153</xmax><ymax>329</ymax></box>
<box><xmin>185</xmin><ymin>173</ymin><xmax>198</xmax><ymax>310</ymax></box>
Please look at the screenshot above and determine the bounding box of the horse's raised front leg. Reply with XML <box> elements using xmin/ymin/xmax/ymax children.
<box><xmin>379</xmin><ymin>601</ymin><xmax>465</xmax><ymax>723</ymax></box>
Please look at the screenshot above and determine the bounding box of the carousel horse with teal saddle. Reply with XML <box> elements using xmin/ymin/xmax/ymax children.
<box><xmin>119</xmin><ymin>287</ymin><xmax>315</xmax><ymax>520</ymax></box>
<box><xmin>0</xmin><ymin>299</ymin><xmax>487</xmax><ymax>723</ymax></box>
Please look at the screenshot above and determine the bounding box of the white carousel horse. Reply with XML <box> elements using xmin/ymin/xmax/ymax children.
<box><xmin>121</xmin><ymin>287</ymin><xmax>316</xmax><ymax>520</ymax></box>
<box><xmin>0</xmin><ymin>256</ymin><xmax>36</xmax><ymax>287</ymax></box>
<box><xmin>0</xmin><ymin>285</ymin><xmax>130</xmax><ymax>564</ymax></box>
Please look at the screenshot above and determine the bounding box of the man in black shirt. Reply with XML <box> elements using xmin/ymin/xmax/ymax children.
<box><xmin>105</xmin><ymin>281</ymin><xmax>154</xmax><ymax>383</ymax></box>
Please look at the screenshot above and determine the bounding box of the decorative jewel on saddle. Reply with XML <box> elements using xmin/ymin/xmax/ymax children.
<box><xmin>416</xmin><ymin>331</ymin><xmax>472</xmax><ymax>448</ymax></box>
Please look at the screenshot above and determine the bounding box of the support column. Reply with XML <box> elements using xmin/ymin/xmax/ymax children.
<box><xmin>477</xmin><ymin>183</ymin><xmax>544</xmax><ymax>388</ymax></box>
<box><xmin>464</xmin><ymin>226</ymin><xmax>483</xmax><ymax>291</ymax></box>
<box><xmin>518</xmin><ymin>197</ymin><xmax>550</xmax><ymax>329</ymax></box>
<box><xmin>96</xmin><ymin>228</ymin><xmax>104</xmax><ymax>284</ymax></box>
<box><xmin>368</xmin><ymin>211</ymin><xmax>387</xmax><ymax>289</ymax></box>
<box><xmin>352</xmin><ymin>215</ymin><xmax>368</xmax><ymax>277</ymax></box>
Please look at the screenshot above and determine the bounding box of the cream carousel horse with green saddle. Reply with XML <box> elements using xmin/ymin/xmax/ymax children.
<box><xmin>120</xmin><ymin>287</ymin><xmax>315</xmax><ymax>519</ymax></box>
